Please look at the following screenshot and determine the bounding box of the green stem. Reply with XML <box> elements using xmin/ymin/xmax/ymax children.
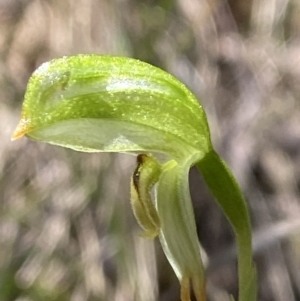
<box><xmin>196</xmin><ymin>150</ymin><xmax>257</xmax><ymax>301</ymax></box>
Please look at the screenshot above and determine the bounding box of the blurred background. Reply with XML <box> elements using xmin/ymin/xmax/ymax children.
<box><xmin>1</xmin><ymin>0</ymin><xmax>300</xmax><ymax>300</ymax></box>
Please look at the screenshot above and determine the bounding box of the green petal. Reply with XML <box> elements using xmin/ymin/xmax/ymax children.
<box><xmin>13</xmin><ymin>55</ymin><xmax>211</xmax><ymax>160</ymax></box>
<box><xmin>157</xmin><ymin>158</ymin><xmax>205</xmax><ymax>301</ymax></box>
<box><xmin>21</xmin><ymin>118</ymin><xmax>196</xmax><ymax>160</ymax></box>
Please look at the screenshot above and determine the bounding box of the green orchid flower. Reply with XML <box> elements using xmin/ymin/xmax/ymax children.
<box><xmin>12</xmin><ymin>55</ymin><xmax>256</xmax><ymax>301</ymax></box>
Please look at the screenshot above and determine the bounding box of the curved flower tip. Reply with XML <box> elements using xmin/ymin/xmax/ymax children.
<box><xmin>11</xmin><ymin>117</ymin><xmax>31</xmax><ymax>141</ymax></box>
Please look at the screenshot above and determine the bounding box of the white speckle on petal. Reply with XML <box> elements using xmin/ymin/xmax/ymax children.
<box><xmin>34</xmin><ymin>61</ymin><xmax>51</xmax><ymax>76</ymax></box>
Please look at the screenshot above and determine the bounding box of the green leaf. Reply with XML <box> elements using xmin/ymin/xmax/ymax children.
<box><xmin>13</xmin><ymin>54</ymin><xmax>257</xmax><ymax>301</ymax></box>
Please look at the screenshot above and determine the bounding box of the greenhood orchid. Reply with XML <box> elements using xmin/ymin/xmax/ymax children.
<box><xmin>12</xmin><ymin>55</ymin><xmax>257</xmax><ymax>301</ymax></box>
